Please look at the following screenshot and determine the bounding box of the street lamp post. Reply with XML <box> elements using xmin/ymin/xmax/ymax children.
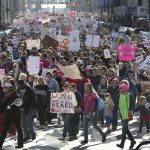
<box><xmin>0</xmin><ymin>0</ymin><xmax>2</xmax><ymax>31</ymax></box>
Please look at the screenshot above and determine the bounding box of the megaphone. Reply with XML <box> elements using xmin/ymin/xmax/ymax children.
<box><xmin>14</xmin><ymin>98</ymin><xmax>23</xmax><ymax>107</ymax></box>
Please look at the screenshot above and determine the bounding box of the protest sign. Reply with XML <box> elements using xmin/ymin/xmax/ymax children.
<box><xmin>118</xmin><ymin>44</ymin><xmax>136</xmax><ymax>61</ymax></box>
<box><xmin>58</xmin><ymin>64</ymin><xmax>81</xmax><ymax>79</ymax></box>
<box><xmin>143</xmin><ymin>37</ymin><xmax>150</xmax><ymax>48</ymax></box>
<box><xmin>104</xmin><ymin>49</ymin><xmax>111</xmax><ymax>59</ymax></box>
<box><xmin>69</xmin><ymin>30</ymin><xmax>80</xmax><ymax>52</ymax></box>
<box><xmin>27</xmin><ymin>56</ymin><xmax>40</xmax><ymax>75</ymax></box>
<box><xmin>59</xmin><ymin>36</ymin><xmax>69</xmax><ymax>50</ymax></box>
<box><xmin>42</xmin><ymin>68</ymin><xmax>54</xmax><ymax>77</ymax></box>
<box><xmin>0</xmin><ymin>69</ymin><xmax>5</xmax><ymax>84</ymax></box>
<box><xmin>41</xmin><ymin>35</ymin><xmax>59</xmax><ymax>48</ymax></box>
<box><xmin>49</xmin><ymin>28</ymin><xmax>56</xmax><ymax>39</ymax></box>
<box><xmin>26</xmin><ymin>39</ymin><xmax>41</xmax><ymax>50</ymax></box>
<box><xmin>139</xmin><ymin>58</ymin><xmax>150</xmax><ymax>71</ymax></box>
<box><xmin>50</xmin><ymin>92</ymin><xmax>76</xmax><ymax>113</ymax></box>
<box><xmin>11</xmin><ymin>49</ymin><xmax>20</xmax><ymax>62</ymax></box>
<box><xmin>23</xmin><ymin>24</ymin><xmax>32</xmax><ymax>33</ymax></box>
<box><xmin>85</xmin><ymin>35</ymin><xmax>100</xmax><ymax>47</ymax></box>
<box><xmin>136</xmin><ymin>55</ymin><xmax>144</xmax><ymax>64</ymax></box>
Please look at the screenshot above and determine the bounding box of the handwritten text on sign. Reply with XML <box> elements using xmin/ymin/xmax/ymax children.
<box><xmin>119</xmin><ymin>44</ymin><xmax>136</xmax><ymax>61</ymax></box>
<box><xmin>50</xmin><ymin>93</ymin><xmax>75</xmax><ymax>113</ymax></box>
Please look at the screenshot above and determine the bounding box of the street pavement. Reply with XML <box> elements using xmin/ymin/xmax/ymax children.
<box><xmin>1</xmin><ymin>112</ymin><xmax>150</xmax><ymax>150</ymax></box>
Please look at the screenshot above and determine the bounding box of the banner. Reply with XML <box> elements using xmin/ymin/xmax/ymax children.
<box><xmin>27</xmin><ymin>56</ymin><xmax>40</xmax><ymax>75</ymax></box>
<box><xmin>50</xmin><ymin>92</ymin><xmax>76</xmax><ymax>113</ymax></box>
<box><xmin>143</xmin><ymin>37</ymin><xmax>150</xmax><ymax>48</ymax></box>
<box><xmin>26</xmin><ymin>39</ymin><xmax>41</xmax><ymax>50</ymax></box>
<box><xmin>41</xmin><ymin>35</ymin><xmax>59</xmax><ymax>48</ymax></box>
<box><xmin>139</xmin><ymin>57</ymin><xmax>150</xmax><ymax>71</ymax></box>
<box><xmin>58</xmin><ymin>64</ymin><xmax>81</xmax><ymax>79</ymax></box>
<box><xmin>85</xmin><ymin>35</ymin><xmax>100</xmax><ymax>47</ymax></box>
<box><xmin>42</xmin><ymin>68</ymin><xmax>55</xmax><ymax>77</ymax></box>
<box><xmin>69</xmin><ymin>30</ymin><xmax>80</xmax><ymax>52</ymax></box>
<box><xmin>118</xmin><ymin>44</ymin><xmax>136</xmax><ymax>61</ymax></box>
<box><xmin>11</xmin><ymin>50</ymin><xmax>20</xmax><ymax>62</ymax></box>
<box><xmin>49</xmin><ymin>28</ymin><xmax>56</xmax><ymax>39</ymax></box>
<box><xmin>136</xmin><ymin>55</ymin><xmax>143</xmax><ymax>64</ymax></box>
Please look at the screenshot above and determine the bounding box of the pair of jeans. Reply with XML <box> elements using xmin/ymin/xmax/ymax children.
<box><xmin>112</xmin><ymin>107</ymin><xmax>118</xmax><ymax>129</ymax></box>
<box><xmin>83</xmin><ymin>115</ymin><xmax>104</xmax><ymax>141</ymax></box>
<box><xmin>61</xmin><ymin>113</ymin><xmax>73</xmax><ymax>138</ymax></box>
<box><xmin>139</xmin><ymin>119</ymin><xmax>149</xmax><ymax>131</ymax></box>
<box><xmin>20</xmin><ymin>108</ymin><xmax>35</xmax><ymax>138</ymax></box>
<box><xmin>120</xmin><ymin>119</ymin><xmax>135</xmax><ymax>145</ymax></box>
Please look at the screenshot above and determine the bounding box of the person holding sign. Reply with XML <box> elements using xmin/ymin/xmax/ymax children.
<box><xmin>58</xmin><ymin>82</ymin><xmax>77</xmax><ymax>142</ymax></box>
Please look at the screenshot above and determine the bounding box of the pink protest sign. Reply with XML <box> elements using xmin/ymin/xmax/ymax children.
<box><xmin>119</xmin><ymin>44</ymin><xmax>136</xmax><ymax>61</ymax></box>
<box><xmin>65</xmin><ymin>26</ymin><xmax>72</xmax><ymax>33</ymax></box>
<box><xmin>70</xmin><ymin>11</ymin><xmax>76</xmax><ymax>17</ymax></box>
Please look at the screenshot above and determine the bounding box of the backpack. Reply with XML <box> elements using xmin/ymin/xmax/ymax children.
<box><xmin>97</xmin><ymin>97</ymin><xmax>104</xmax><ymax>111</ymax></box>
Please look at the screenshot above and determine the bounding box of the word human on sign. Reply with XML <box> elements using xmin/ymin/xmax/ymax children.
<box><xmin>50</xmin><ymin>93</ymin><xmax>76</xmax><ymax>113</ymax></box>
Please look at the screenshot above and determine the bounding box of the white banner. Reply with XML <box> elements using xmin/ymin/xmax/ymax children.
<box><xmin>49</xmin><ymin>28</ymin><xmax>56</xmax><ymax>39</ymax></box>
<box><xmin>50</xmin><ymin>92</ymin><xmax>76</xmax><ymax>113</ymax></box>
<box><xmin>27</xmin><ymin>56</ymin><xmax>40</xmax><ymax>75</ymax></box>
<box><xmin>26</xmin><ymin>39</ymin><xmax>41</xmax><ymax>50</ymax></box>
<box><xmin>85</xmin><ymin>35</ymin><xmax>100</xmax><ymax>47</ymax></box>
<box><xmin>139</xmin><ymin>57</ymin><xmax>150</xmax><ymax>71</ymax></box>
<box><xmin>69</xmin><ymin>30</ymin><xmax>80</xmax><ymax>52</ymax></box>
<box><xmin>58</xmin><ymin>64</ymin><xmax>81</xmax><ymax>79</ymax></box>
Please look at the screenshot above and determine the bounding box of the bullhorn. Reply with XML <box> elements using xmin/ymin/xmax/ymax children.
<box><xmin>14</xmin><ymin>98</ymin><xmax>23</xmax><ymax>107</ymax></box>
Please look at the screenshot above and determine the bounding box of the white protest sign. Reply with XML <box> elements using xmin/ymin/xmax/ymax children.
<box><xmin>92</xmin><ymin>35</ymin><xmax>100</xmax><ymax>47</ymax></box>
<box><xmin>27</xmin><ymin>56</ymin><xmax>40</xmax><ymax>75</ymax></box>
<box><xmin>136</xmin><ymin>55</ymin><xmax>144</xmax><ymax>64</ymax></box>
<box><xmin>58</xmin><ymin>64</ymin><xmax>81</xmax><ymax>79</ymax></box>
<box><xmin>0</xmin><ymin>69</ymin><xmax>5</xmax><ymax>84</ymax></box>
<box><xmin>49</xmin><ymin>28</ymin><xmax>56</xmax><ymax>39</ymax></box>
<box><xmin>144</xmin><ymin>37</ymin><xmax>150</xmax><ymax>48</ymax></box>
<box><xmin>85</xmin><ymin>35</ymin><xmax>100</xmax><ymax>47</ymax></box>
<box><xmin>50</xmin><ymin>92</ymin><xmax>76</xmax><ymax>113</ymax></box>
<box><xmin>7</xmin><ymin>46</ymin><xmax>13</xmax><ymax>53</ymax></box>
<box><xmin>139</xmin><ymin>58</ymin><xmax>150</xmax><ymax>71</ymax></box>
<box><xmin>104</xmin><ymin>49</ymin><xmax>111</xmax><ymax>59</ymax></box>
<box><xmin>11</xmin><ymin>50</ymin><xmax>20</xmax><ymax>62</ymax></box>
<box><xmin>69</xmin><ymin>30</ymin><xmax>80</xmax><ymax>52</ymax></box>
<box><xmin>42</xmin><ymin>68</ymin><xmax>54</xmax><ymax>77</ymax></box>
<box><xmin>26</xmin><ymin>39</ymin><xmax>41</xmax><ymax>50</ymax></box>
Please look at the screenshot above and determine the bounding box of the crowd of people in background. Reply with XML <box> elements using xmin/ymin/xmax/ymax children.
<box><xmin>0</xmin><ymin>15</ymin><xmax>150</xmax><ymax>150</ymax></box>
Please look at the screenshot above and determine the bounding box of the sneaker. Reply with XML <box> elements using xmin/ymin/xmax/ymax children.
<box><xmin>116</xmin><ymin>144</ymin><xmax>124</xmax><ymax>148</ymax></box>
<box><xmin>68</xmin><ymin>136</ymin><xmax>78</xmax><ymax>141</ymax></box>
<box><xmin>23</xmin><ymin>137</ymin><xmax>30</xmax><ymax>142</ymax></box>
<box><xmin>129</xmin><ymin>141</ymin><xmax>136</xmax><ymax>149</ymax></box>
<box><xmin>102</xmin><ymin>134</ymin><xmax>106</xmax><ymax>143</ymax></box>
<box><xmin>58</xmin><ymin>137</ymin><xmax>65</xmax><ymax>141</ymax></box>
<box><xmin>15</xmin><ymin>145</ymin><xmax>23</xmax><ymax>149</ymax></box>
<box><xmin>81</xmin><ymin>140</ymin><xmax>88</xmax><ymax>144</ymax></box>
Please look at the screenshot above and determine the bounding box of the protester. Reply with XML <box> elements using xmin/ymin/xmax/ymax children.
<box><xmin>134</xmin><ymin>96</ymin><xmax>150</xmax><ymax>133</ymax></box>
<box><xmin>16</xmin><ymin>80</ymin><xmax>36</xmax><ymax>142</ymax></box>
<box><xmin>0</xmin><ymin>83</ymin><xmax>23</xmax><ymax>149</ymax></box>
<box><xmin>115</xmin><ymin>83</ymin><xmax>136</xmax><ymax>149</ymax></box>
<box><xmin>104</xmin><ymin>93</ymin><xmax>114</xmax><ymax>134</ymax></box>
<box><xmin>58</xmin><ymin>82</ymin><xmax>77</xmax><ymax>141</ymax></box>
<box><xmin>34</xmin><ymin>76</ymin><xmax>50</xmax><ymax>129</ymax></box>
<box><xmin>81</xmin><ymin>83</ymin><xmax>106</xmax><ymax>144</ymax></box>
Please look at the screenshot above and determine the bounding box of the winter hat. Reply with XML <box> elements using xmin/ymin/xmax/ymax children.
<box><xmin>119</xmin><ymin>84</ymin><xmax>129</xmax><ymax>92</ymax></box>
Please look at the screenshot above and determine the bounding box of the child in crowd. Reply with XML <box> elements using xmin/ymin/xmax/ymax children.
<box><xmin>134</xmin><ymin>96</ymin><xmax>150</xmax><ymax>133</ymax></box>
<box><xmin>104</xmin><ymin>93</ymin><xmax>114</xmax><ymax>134</ymax></box>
